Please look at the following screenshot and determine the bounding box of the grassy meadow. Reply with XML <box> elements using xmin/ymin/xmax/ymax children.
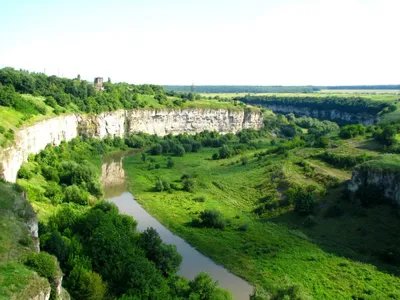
<box><xmin>122</xmin><ymin>137</ymin><xmax>400</xmax><ymax>299</ymax></box>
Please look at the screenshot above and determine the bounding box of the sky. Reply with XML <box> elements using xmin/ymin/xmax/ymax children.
<box><xmin>0</xmin><ymin>0</ymin><xmax>399</xmax><ymax>85</ymax></box>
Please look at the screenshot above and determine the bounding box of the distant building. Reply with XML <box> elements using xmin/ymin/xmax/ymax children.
<box><xmin>94</xmin><ymin>77</ymin><xmax>104</xmax><ymax>91</ymax></box>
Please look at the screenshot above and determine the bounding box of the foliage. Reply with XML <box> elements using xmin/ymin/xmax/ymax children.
<box><xmin>23</xmin><ymin>252</ymin><xmax>58</xmax><ymax>281</ymax></box>
<box><xmin>317</xmin><ymin>151</ymin><xmax>373</xmax><ymax>169</ymax></box>
<box><xmin>138</xmin><ymin>228</ymin><xmax>182</xmax><ymax>276</ymax></box>
<box><xmin>193</xmin><ymin>209</ymin><xmax>225</xmax><ymax>229</ymax></box>
<box><xmin>286</xmin><ymin>186</ymin><xmax>316</xmax><ymax>215</ymax></box>
<box><xmin>238</xmin><ymin>95</ymin><xmax>395</xmax><ymax>116</ymax></box>
<box><xmin>339</xmin><ymin>124</ymin><xmax>366</xmax><ymax>139</ymax></box>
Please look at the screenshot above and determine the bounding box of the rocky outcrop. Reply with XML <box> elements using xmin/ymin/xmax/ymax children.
<box><xmin>262</xmin><ymin>104</ymin><xmax>376</xmax><ymax>125</ymax></box>
<box><xmin>348</xmin><ymin>158</ymin><xmax>400</xmax><ymax>206</ymax></box>
<box><xmin>0</xmin><ymin>108</ymin><xmax>263</xmax><ymax>182</ymax></box>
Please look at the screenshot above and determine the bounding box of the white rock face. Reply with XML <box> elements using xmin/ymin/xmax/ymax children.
<box><xmin>0</xmin><ymin>108</ymin><xmax>263</xmax><ymax>182</ymax></box>
<box><xmin>348</xmin><ymin>168</ymin><xmax>400</xmax><ymax>206</ymax></box>
<box><xmin>262</xmin><ymin>104</ymin><xmax>376</xmax><ymax>125</ymax></box>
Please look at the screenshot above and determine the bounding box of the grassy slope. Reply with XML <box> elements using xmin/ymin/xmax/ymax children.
<box><xmin>0</xmin><ymin>183</ymin><xmax>49</xmax><ymax>299</ymax></box>
<box><xmin>123</xmin><ymin>142</ymin><xmax>400</xmax><ymax>299</ymax></box>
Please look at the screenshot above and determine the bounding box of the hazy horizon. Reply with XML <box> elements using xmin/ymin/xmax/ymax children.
<box><xmin>1</xmin><ymin>0</ymin><xmax>399</xmax><ymax>86</ymax></box>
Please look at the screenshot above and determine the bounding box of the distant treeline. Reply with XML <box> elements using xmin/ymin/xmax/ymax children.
<box><xmin>323</xmin><ymin>85</ymin><xmax>400</xmax><ymax>90</ymax></box>
<box><xmin>164</xmin><ymin>85</ymin><xmax>318</xmax><ymax>93</ymax></box>
<box><xmin>164</xmin><ymin>85</ymin><xmax>400</xmax><ymax>94</ymax></box>
<box><xmin>236</xmin><ymin>95</ymin><xmax>396</xmax><ymax>115</ymax></box>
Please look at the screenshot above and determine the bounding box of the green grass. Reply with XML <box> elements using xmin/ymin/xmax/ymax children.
<box><xmin>123</xmin><ymin>145</ymin><xmax>400</xmax><ymax>299</ymax></box>
<box><xmin>0</xmin><ymin>182</ymin><xmax>50</xmax><ymax>299</ymax></box>
<box><xmin>357</xmin><ymin>154</ymin><xmax>400</xmax><ymax>173</ymax></box>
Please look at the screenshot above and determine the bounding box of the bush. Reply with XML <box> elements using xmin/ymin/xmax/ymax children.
<box><xmin>287</xmin><ymin>186</ymin><xmax>316</xmax><ymax>215</ymax></box>
<box><xmin>150</xmin><ymin>144</ymin><xmax>162</xmax><ymax>155</ymax></box>
<box><xmin>66</xmin><ymin>266</ymin><xmax>108</xmax><ymax>300</ymax></box>
<box><xmin>219</xmin><ymin>145</ymin><xmax>232</xmax><ymax>159</ymax></box>
<box><xmin>193</xmin><ymin>209</ymin><xmax>225</xmax><ymax>229</ymax></box>
<box><xmin>155</xmin><ymin>177</ymin><xmax>171</xmax><ymax>192</ymax></box>
<box><xmin>166</xmin><ymin>157</ymin><xmax>174</xmax><ymax>168</ymax></box>
<box><xmin>17</xmin><ymin>165</ymin><xmax>33</xmax><ymax>179</ymax></box>
<box><xmin>42</xmin><ymin>166</ymin><xmax>60</xmax><ymax>182</ymax></box>
<box><xmin>64</xmin><ymin>185</ymin><xmax>89</xmax><ymax>205</ymax></box>
<box><xmin>24</xmin><ymin>252</ymin><xmax>58</xmax><ymax>280</ymax></box>
<box><xmin>339</xmin><ymin>124</ymin><xmax>366</xmax><ymax>139</ymax></box>
<box><xmin>0</xmin><ymin>125</ymin><xmax>5</xmax><ymax>133</ymax></box>
<box><xmin>173</xmin><ymin>144</ymin><xmax>186</xmax><ymax>157</ymax></box>
<box><xmin>240</xmin><ymin>156</ymin><xmax>249</xmax><ymax>165</ymax></box>
<box><xmin>44</xmin><ymin>181</ymin><xmax>63</xmax><ymax>204</ymax></box>
<box><xmin>193</xmin><ymin>196</ymin><xmax>206</xmax><ymax>202</ymax></box>
<box><xmin>182</xmin><ymin>177</ymin><xmax>195</xmax><ymax>192</ymax></box>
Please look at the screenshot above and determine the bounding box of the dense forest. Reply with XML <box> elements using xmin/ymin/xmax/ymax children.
<box><xmin>0</xmin><ymin>68</ymin><xmax>200</xmax><ymax>115</ymax></box>
<box><xmin>237</xmin><ymin>95</ymin><xmax>396</xmax><ymax>115</ymax></box>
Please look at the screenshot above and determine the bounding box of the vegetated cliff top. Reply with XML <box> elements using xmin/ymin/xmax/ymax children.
<box><xmin>0</xmin><ymin>68</ymin><xmax>260</xmax><ymax>148</ymax></box>
<box><xmin>356</xmin><ymin>154</ymin><xmax>400</xmax><ymax>173</ymax></box>
<box><xmin>0</xmin><ymin>182</ymin><xmax>49</xmax><ymax>298</ymax></box>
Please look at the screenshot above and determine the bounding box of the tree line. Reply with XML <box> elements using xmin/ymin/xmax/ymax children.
<box><xmin>237</xmin><ymin>95</ymin><xmax>396</xmax><ymax>115</ymax></box>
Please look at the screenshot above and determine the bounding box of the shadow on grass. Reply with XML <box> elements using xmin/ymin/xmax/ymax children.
<box><xmin>262</xmin><ymin>190</ymin><xmax>400</xmax><ymax>278</ymax></box>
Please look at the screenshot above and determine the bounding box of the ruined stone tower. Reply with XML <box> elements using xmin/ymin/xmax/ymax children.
<box><xmin>94</xmin><ymin>77</ymin><xmax>104</xmax><ymax>91</ymax></box>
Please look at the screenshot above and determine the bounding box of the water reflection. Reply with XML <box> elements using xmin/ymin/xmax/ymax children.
<box><xmin>102</xmin><ymin>153</ymin><xmax>254</xmax><ymax>300</ymax></box>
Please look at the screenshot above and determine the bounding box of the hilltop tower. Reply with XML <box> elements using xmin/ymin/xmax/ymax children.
<box><xmin>94</xmin><ymin>77</ymin><xmax>104</xmax><ymax>91</ymax></box>
<box><xmin>191</xmin><ymin>83</ymin><xmax>195</xmax><ymax>93</ymax></box>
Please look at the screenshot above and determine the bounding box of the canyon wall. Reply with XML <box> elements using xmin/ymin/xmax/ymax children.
<box><xmin>348</xmin><ymin>166</ymin><xmax>400</xmax><ymax>206</ymax></box>
<box><xmin>0</xmin><ymin>108</ymin><xmax>263</xmax><ymax>182</ymax></box>
<box><xmin>262</xmin><ymin>104</ymin><xmax>376</xmax><ymax>125</ymax></box>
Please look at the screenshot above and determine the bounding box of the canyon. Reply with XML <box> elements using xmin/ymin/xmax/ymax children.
<box><xmin>0</xmin><ymin>108</ymin><xmax>263</xmax><ymax>182</ymax></box>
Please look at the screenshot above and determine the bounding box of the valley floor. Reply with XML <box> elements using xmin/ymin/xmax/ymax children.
<box><xmin>123</xmin><ymin>144</ymin><xmax>400</xmax><ymax>299</ymax></box>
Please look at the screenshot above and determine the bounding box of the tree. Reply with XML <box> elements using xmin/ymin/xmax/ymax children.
<box><xmin>219</xmin><ymin>145</ymin><xmax>231</xmax><ymax>159</ymax></box>
<box><xmin>138</xmin><ymin>228</ymin><xmax>182</xmax><ymax>276</ymax></box>
<box><xmin>189</xmin><ymin>272</ymin><xmax>218</xmax><ymax>300</ymax></box>
<box><xmin>141</xmin><ymin>152</ymin><xmax>147</xmax><ymax>162</ymax></box>
<box><xmin>173</xmin><ymin>144</ymin><xmax>186</xmax><ymax>157</ymax></box>
<box><xmin>64</xmin><ymin>185</ymin><xmax>88</xmax><ymax>205</ymax></box>
<box><xmin>66</xmin><ymin>265</ymin><xmax>107</xmax><ymax>300</ymax></box>
<box><xmin>182</xmin><ymin>177</ymin><xmax>195</xmax><ymax>192</ymax></box>
<box><xmin>167</xmin><ymin>157</ymin><xmax>174</xmax><ymax>168</ymax></box>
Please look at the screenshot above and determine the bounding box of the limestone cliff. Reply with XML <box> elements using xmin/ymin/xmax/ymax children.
<box><xmin>348</xmin><ymin>156</ymin><xmax>400</xmax><ymax>206</ymax></box>
<box><xmin>261</xmin><ymin>104</ymin><xmax>376</xmax><ymax>125</ymax></box>
<box><xmin>0</xmin><ymin>108</ymin><xmax>263</xmax><ymax>182</ymax></box>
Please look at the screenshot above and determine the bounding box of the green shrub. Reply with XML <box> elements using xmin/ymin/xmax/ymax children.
<box><xmin>182</xmin><ymin>177</ymin><xmax>195</xmax><ymax>192</ymax></box>
<box><xmin>173</xmin><ymin>144</ymin><xmax>186</xmax><ymax>157</ymax></box>
<box><xmin>219</xmin><ymin>145</ymin><xmax>232</xmax><ymax>159</ymax></box>
<box><xmin>150</xmin><ymin>144</ymin><xmax>162</xmax><ymax>155</ymax></box>
<box><xmin>24</xmin><ymin>252</ymin><xmax>58</xmax><ymax>280</ymax></box>
<box><xmin>193</xmin><ymin>196</ymin><xmax>206</xmax><ymax>203</ymax></box>
<box><xmin>167</xmin><ymin>157</ymin><xmax>174</xmax><ymax>168</ymax></box>
<box><xmin>17</xmin><ymin>165</ymin><xmax>33</xmax><ymax>179</ymax></box>
<box><xmin>193</xmin><ymin>209</ymin><xmax>225</xmax><ymax>229</ymax></box>
<box><xmin>64</xmin><ymin>185</ymin><xmax>89</xmax><ymax>205</ymax></box>
<box><xmin>66</xmin><ymin>266</ymin><xmax>108</xmax><ymax>300</ymax></box>
<box><xmin>0</xmin><ymin>125</ymin><xmax>5</xmax><ymax>134</ymax></box>
<box><xmin>154</xmin><ymin>178</ymin><xmax>171</xmax><ymax>192</ymax></box>
<box><xmin>287</xmin><ymin>186</ymin><xmax>316</xmax><ymax>215</ymax></box>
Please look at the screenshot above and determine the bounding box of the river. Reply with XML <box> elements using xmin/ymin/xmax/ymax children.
<box><xmin>100</xmin><ymin>152</ymin><xmax>254</xmax><ymax>300</ymax></box>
